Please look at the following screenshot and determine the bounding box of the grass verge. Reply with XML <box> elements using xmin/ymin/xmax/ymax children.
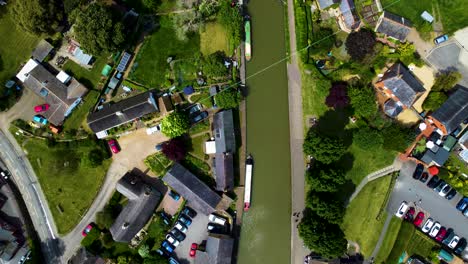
<box><xmin>375</xmin><ymin>217</ymin><xmax>402</xmax><ymax>263</ymax></box>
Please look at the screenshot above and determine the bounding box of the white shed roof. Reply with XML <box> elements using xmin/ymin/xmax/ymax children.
<box><xmin>56</xmin><ymin>71</ymin><xmax>71</xmax><ymax>84</ymax></box>
<box><xmin>205</xmin><ymin>141</ymin><xmax>216</xmax><ymax>154</ymax></box>
<box><xmin>421</xmin><ymin>11</ymin><xmax>434</xmax><ymax>23</ymax></box>
<box><xmin>16</xmin><ymin>59</ymin><xmax>39</xmax><ymax>82</ymax></box>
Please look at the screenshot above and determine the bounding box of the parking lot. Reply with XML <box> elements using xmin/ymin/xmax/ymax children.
<box><xmin>387</xmin><ymin>161</ymin><xmax>468</xmax><ymax>243</ymax></box>
<box><xmin>426</xmin><ymin>40</ymin><xmax>468</xmax><ymax>87</ymax></box>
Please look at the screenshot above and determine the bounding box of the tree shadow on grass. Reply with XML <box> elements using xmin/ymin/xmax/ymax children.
<box><xmin>314</xmin><ymin>109</ymin><xmax>353</xmax><ymax>148</ymax></box>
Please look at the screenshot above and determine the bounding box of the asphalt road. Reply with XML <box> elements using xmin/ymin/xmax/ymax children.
<box><xmin>426</xmin><ymin>40</ymin><xmax>468</xmax><ymax>87</ymax></box>
<box><xmin>387</xmin><ymin>161</ymin><xmax>468</xmax><ymax>242</ymax></box>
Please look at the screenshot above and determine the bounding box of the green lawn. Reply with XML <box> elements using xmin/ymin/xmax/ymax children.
<box><xmin>381</xmin><ymin>0</ymin><xmax>468</xmax><ymax>34</ymax></box>
<box><xmin>342</xmin><ymin>176</ymin><xmax>392</xmax><ymax>256</ymax></box>
<box><xmin>375</xmin><ymin>217</ymin><xmax>403</xmax><ymax>263</ymax></box>
<box><xmin>130</xmin><ymin>16</ymin><xmax>200</xmax><ymax>87</ymax></box>
<box><xmin>346</xmin><ymin>144</ymin><xmax>396</xmax><ymax>184</ymax></box>
<box><xmin>62</xmin><ymin>55</ymin><xmax>110</xmax><ymax>89</ymax></box>
<box><xmin>63</xmin><ymin>90</ymin><xmax>100</xmax><ymax>132</ymax></box>
<box><xmin>11</xmin><ymin>130</ymin><xmax>111</xmax><ymax>234</ymax></box>
<box><xmin>189</xmin><ymin>133</ymin><xmax>210</xmax><ymax>159</ymax></box>
<box><xmin>200</xmin><ymin>22</ymin><xmax>229</xmax><ymax>55</ymax></box>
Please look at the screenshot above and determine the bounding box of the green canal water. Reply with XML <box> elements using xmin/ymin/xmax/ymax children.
<box><xmin>237</xmin><ymin>0</ymin><xmax>291</xmax><ymax>263</ymax></box>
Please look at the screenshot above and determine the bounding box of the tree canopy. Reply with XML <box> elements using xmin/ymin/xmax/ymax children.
<box><xmin>432</xmin><ymin>71</ymin><xmax>462</xmax><ymax>92</ymax></box>
<box><xmin>382</xmin><ymin>125</ymin><xmax>414</xmax><ymax>152</ymax></box>
<box><xmin>353</xmin><ymin>127</ymin><xmax>383</xmax><ymax>150</ymax></box>
<box><xmin>348</xmin><ymin>86</ymin><xmax>377</xmax><ymax>119</ymax></box>
<box><xmin>71</xmin><ymin>3</ymin><xmax>124</xmax><ymax>54</ymax></box>
<box><xmin>306</xmin><ymin>191</ymin><xmax>345</xmax><ymax>224</ymax></box>
<box><xmin>303</xmin><ymin>130</ymin><xmax>346</xmax><ymax>164</ymax></box>
<box><xmin>325</xmin><ymin>83</ymin><xmax>349</xmax><ymax>108</ymax></box>
<box><xmin>422</xmin><ymin>91</ymin><xmax>448</xmax><ymax>111</ymax></box>
<box><xmin>138</xmin><ymin>244</ymin><xmax>150</xmax><ymax>258</ymax></box>
<box><xmin>218</xmin><ymin>0</ymin><xmax>243</xmax><ymax>51</ymax></box>
<box><xmin>305</xmin><ymin>164</ymin><xmax>346</xmax><ymax>192</ymax></box>
<box><xmin>298</xmin><ymin>209</ymin><xmax>348</xmax><ymax>258</ymax></box>
<box><xmin>215</xmin><ymin>89</ymin><xmax>241</xmax><ymax>109</ymax></box>
<box><xmin>12</xmin><ymin>0</ymin><xmax>63</xmax><ymax>34</ymax></box>
<box><xmin>161</xmin><ymin>112</ymin><xmax>190</xmax><ymax>138</ymax></box>
<box><xmin>345</xmin><ymin>29</ymin><xmax>376</xmax><ymax>61</ymax></box>
<box><xmin>203</xmin><ymin>51</ymin><xmax>228</xmax><ymax>79</ymax></box>
<box><xmin>161</xmin><ymin>137</ymin><xmax>187</xmax><ymax>161</ymax></box>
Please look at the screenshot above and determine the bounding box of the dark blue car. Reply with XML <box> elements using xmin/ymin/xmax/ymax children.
<box><xmin>178</xmin><ymin>214</ymin><xmax>192</xmax><ymax>226</ymax></box>
<box><xmin>456</xmin><ymin>197</ymin><xmax>468</xmax><ymax>212</ymax></box>
<box><xmin>162</xmin><ymin>240</ymin><xmax>174</xmax><ymax>253</ymax></box>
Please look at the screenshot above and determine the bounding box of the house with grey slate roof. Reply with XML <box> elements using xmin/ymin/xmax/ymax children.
<box><xmin>212</xmin><ymin>110</ymin><xmax>236</xmax><ymax>192</ymax></box>
<box><xmin>338</xmin><ymin>0</ymin><xmax>360</xmax><ymax>32</ymax></box>
<box><xmin>110</xmin><ymin>173</ymin><xmax>161</xmax><ymax>243</ymax></box>
<box><xmin>87</xmin><ymin>90</ymin><xmax>159</xmax><ymax>138</ymax></box>
<box><xmin>317</xmin><ymin>0</ymin><xmax>340</xmax><ymax>10</ymax></box>
<box><xmin>32</xmin><ymin>40</ymin><xmax>53</xmax><ymax>62</ymax></box>
<box><xmin>428</xmin><ymin>85</ymin><xmax>468</xmax><ymax>135</ymax></box>
<box><xmin>375</xmin><ymin>11</ymin><xmax>412</xmax><ymax>42</ymax></box>
<box><xmin>375</xmin><ymin>63</ymin><xmax>426</xmax><ymax>118</ymax></box>
<box><xmin>163</xmin><ymin>163</ymin><xmax>223</xmax><ymax>215</ymax></box>
<box><xmin>195</xmin><ymin>234</ymin><xmax>234</xmax><ymax>264</ymax></box>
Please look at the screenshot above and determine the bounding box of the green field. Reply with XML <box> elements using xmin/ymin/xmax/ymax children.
<box><xmin>200</xmin><ymin>22</ymin><xmax>229</xmax><ymax>55</ymax></box>
<box><xmin>12</xmin><ymin>131</ymin><xmax>111</xmax><ymax>234</ymax></box>
<box><xmin>375</xmin><ymin>217</ymin><xmax>403</xmax><ymax>263</ymax></box>
<box><xmin>381</xmin><ymin>0</ymin><xmax>468</xmax><ymax>34</ymax></box>
<box><xmin>130</xmin><ymin>16</ymin><xmax>200</xmax><ymax>88</ymax></box>
<box><xmin>342</xmin><ymin>176</ymin><xmax>392</xmax><ymax>256</ymax></box>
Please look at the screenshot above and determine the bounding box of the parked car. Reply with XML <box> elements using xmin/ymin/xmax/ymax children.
<box><xmin>178</xmin><ymin>214</ymin><xmax>192</xmax><ymax>226</ymax></box>
<box><xmin>413</xmin><ymin>164</ymin><xmax>424</xmax><ymax>180</ymax></box>
<box><xmin>456</xmin><ymin>197</ymin><xmax>468</xmax><ymax>212</ymax></box>
<box><xmin>174</xmin><ymin>221</ymin><xmax>188</xmax><ymax>233</ymax></box>
<box><xmin>81</xmin><ymin>224</ymin><xmax>93</xmax><ymax>237</ymax></box>
<box><xmin>449</xmin><ymin>236</ymin><xmax>460</xmax><ymax>249</ymax></box>
<box><xmin>434</xmin><ymin>34</ymin><xmax>449</xmax><ymax>44</ymax></box>
<box><xmin>146</xmin><ymin>124</ymin><xmax>161</xmax><ymax>135</ymax></box>
<box><xmin>191</xmin><ymin>111</ymin><xmax>208</xmax><ymax>124</ymax></box>
<box><xmin>413</xmin><ymin>212</ymin><xmax>425</xmax><ymax>227</ymax></box>
<box><xmin>404</xmin><ymin>207</ymin><xmax>415</xmax><ymax>221</ymax></box>
<box><xmin>189</xmin><ymin>243</ymin><xmax>197</xmax><ymax>258</ymax></box>
<box><xmin>395</xmin><ymin>201</ymin><xmax>409</xmax><ymax>218</ymax></box>
<box><xmin>182</xmin><ymin>206</ymin><xmax>197</xmax><ymax>218</ymax></box>
<box><xmin>208</xmin><ymin>213</ymin><xmax>227</xmax><ymax>225</ymax></box>
<box><xmin>165</xmin><ymin>234</ymin><xmax>180</xmax><ymax>247</ymax></box>
<box><xmin>463</xmin><ymin>207</ymin><xmax>468</xmax><ymax>217</ymax></box>
<box><xmin>169</xmin><ymin>257</ymin><xmax>180</xmax><ymax>264</ymax></box>
<box><xmin>455</xmin><ymin>238</ymin><xmax>467</xmax><ymax>255</ymax></box>
<box><xmin>155</xmin><ymin>143</ymin><xmax>164</xmax><ymax>151</ymax></box>
<box><xmin>435</xmin><ymin>227</ymin><xmax>447</xmax><ymax>242</ymax></box>
<box><xmin>439</xmin><ymin>184</ymin><xmax>451</xmax><ymax>197</ymax></box>
<box><xmin>434</xmin><ymin>180</ymin><xmax>446</xmax><ymax>192</ymax></box>
<box><xmin>34</xmin><ymin>104</ymin><xmax>50</xmax><ymax>113</ymax></box>
<box><xmin>429</xmin><ymin>222</ymin><xmax>441</xmax><ymax>237</ymax></box>
<box><xmin>107</xmin><ymin>139</ymin><xmax>120</xmax><ymax>154</ymax></box>
<box><xmin>168</xmin><ymin>190</ymin><xmax>180</xmax><ymax>201</ymax></box>
<box><xmin>427</xmin><ymin>176</ymin><xmax>440</xmax><ymax>188</ymax></box>
<box><xmin>33</xmin><ymin>115</ymin><xmax>48</xmax><ymax>125</ymax></box>
<box><xmin>162</xmin><ymin>240</ymin><xmax>174</xmax><ymax>253</ymax></box>
<box><xmin>188</xmin><ymin>104</ymin><xmax>202</xmax><ymax>115</ymax></box>
<box><xmin>446</xmin><ymin>189</ymin><xmax>457</xmax><ymax>200</ymax></box>
<box><xmin>421</xmin><ymin>218</ymin><xmax>434</xmax><ymax>233</ymax></box>
<box><xmin>442</xmin><ymin>229</ymin><xmax>455</xmax><ymax>245</ymax></box>
<box><xmin>170</xmin><ymin>228</ymin><xmax>186</xmax><ymax>241</ymax></box>
<box><xmin>419</xmin><ymin>172</ymin><xmax>429</xmax><ymax>183</ymax></box>
<box><xmin>207</xmin><ymin>223</ymin><xmax>227</xmax><ymax>233</ymax></box>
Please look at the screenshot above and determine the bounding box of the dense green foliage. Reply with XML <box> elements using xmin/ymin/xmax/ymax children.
<box><xmin>218</xmin><ymin>0</ymin><xmax>242</xmax><ymax>52</ymax></box>
<box><xmin>306</xmin><ymin>191</ymin><xmax>345</xmax><ymax>224</ymax></box>
<box><xmin>81</xmin><ymin>227</ymin><xmax>101</xmax><ymax>247</ymax></box>
<box><xmin>12</xmin><ymin>0</ymin><xmax>63</xmax><ymax>34</ymax></box>
<box><xmin>203</xmin><ymin>51</ymin><xmax>228</xmax><ymax>78</ymax></box>
<box><xmin>298</xmin><ymin>209</ymin><xmax>348</xmax><ymax>258</ymax></box>
<box><xmin>353</xmin><ymin>127</ymin><xmax>383</xmax><ymax>150</ymax></box>
<box><xmin>215</xmin><ymin>88</ymin><xmax>241</xmax><ymax>109</ymax></box>
<box><xmin>305</xmin><ymin>164</ymin><xmax>346</xmax><ymax>192</ymax></box>
<box><xmin>310</xmin><ymin>27</ymin><xmax>335</xmax><ymax>55</ymax></box>
<box><xmin>422</xmin><ymin>91</ymin><xmax>448</xmax><ymax>111</ymax></box>
<box><xmin>71</xmin><ymin>3</ymin><xmax>124</xmax><ymax>54</ymax></box>
<box><xmin>345</xmin><ymin>29</ymin><xmax>376</xmax><ymax>61</ymax></box>
<box><xmin>382</xmin><ymin>125</ymin><xmax>415</xmax><ymax>152</ymax></box>
<box><xmin>87</xmin><ymin>149</ymin><xmax>105</xmax><ymax>167</ymax></box>
<box><xmin>303</xmin><ymin>130</ymin><xmax>346</xmax><ymax>164</ymax></box>
<box><xmin>432</xmin><ymin>71</ymin><xmax>462</xmax><ymax>92</ymax></box>
<box><xmin>161</xmin><ymin>111</ymin><xmax>190</xmax><ymax>138</ymax></box>
<box><xmin>348</xmin><ymin>86</ymin><xmax>377</xmax><ymax>119</ymax></box>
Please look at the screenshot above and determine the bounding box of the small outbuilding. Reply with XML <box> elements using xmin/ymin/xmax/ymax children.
<box><xmin>32</xmin><ymin>39</ymin><xmax>53</xmax><ymax>62</ymax></box>
<box><xmin>421</xmin><ymin>11</ymin><xmax>434</xmax><ymax>23</ymax></box>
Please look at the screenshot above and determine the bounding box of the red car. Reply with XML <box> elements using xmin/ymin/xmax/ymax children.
<box><xmin>404</xmin><ymin>207</ymin><xmax>415</xmax><ymax>221</ymax></box>
<box><xmin>189</xmin><ymin>243</ymin><xmax>197</xmax><ymax>258</ymax></box>
<box><xmin>34</xmin><ymin>104</ymin><xmax>50</xmax><ymax>113</ymax></box>
<box><xmin>82</xmin><ymin>224</ymin><xmax>93</xmax><ymax>237</ymax></box>
<box><xmin>435</xmin><ymin>227</ymin><xmax>447</xmax><ymax>242</ymax></box>
<box><xmin>413</xmin><ymin>212</ymin><xmax>425</xmax><ymax>227</ymax></box>
<box><xmin>108</xmin><ymin>139</ymin><xmax>120</xmax><ymax>154</ymax></box>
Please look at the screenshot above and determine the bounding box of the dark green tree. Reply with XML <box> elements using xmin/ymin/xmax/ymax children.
<box><xmin>203</xmin><ymin>51</ymin><xmax>228</xmax><ymax>78</ymax></box>
<box><xmin>71</xmin><ymin>3</ymin><xmax>125</xmax><ymax>54</ymax></box>
<box><xmin>12</xmin><ymin>0</ymin><xmax>63</xmax><ymax>34</ymax></box>
<box><xmin>95</xmin><ymin>208</ymin><xmax>114</xmax><ymax>230</ymax></box>
<box><xmin>306</xmin><ymin>164</ymin><xmax>346</xmax><ymax>192</ymax></box>
<box><xmin>142</xmin><ymin>0</ymin><xmax>159</xmax><ymax>10</ymax></box>
<box><xmin>311</xmin><ymin>27</ymin><xmax>335</xmax><ymax>54</ymax></box>
<box><xmin>306</xmin><ymin>191</ymin><xmax>345</xmax><ymax>224</ymax></box>
<box><xmin>432</xmin><ymin>71</ymin><xmax>462</xmax><ymax>92</ymax></box>
<box><xmin>298</xmin><ymin>209</ymin><xmax>348</xmax><ymax>258</ymax></box>
<box><xmin>138</xmin><ymin>244</ymin><xmax>150</xmax><ymax>258</ymax></box>
<box><xmin>161</xmin><ymin>111</ymin><xmax>190</xmax><ymax>138</ymax></box>
<box><xmin>215</xmin><ymin>89</ymin><xmax>241</xmax><ymax>109</ymax></box>
<box><xmin>382</xmin><ymin>125</ymin><xmax>415</xmax><ymax>152</ymax></box>
<box><xmin>422</xmin><ymin>92</ymin><xmax>448</xmax><ymax>111</ymax></box>
<box><xmin>348</xmin><ymin>86</ymin><xmax>377</xmax><ymax>119</ymax></box>
<box><xmin>353</xmin><ymin>127</ymin><xmax>383</xmax><ymax>150</ymax></box>
<box><xmin>303</xmin><ymin>130</ymin><xmax>346</xmax><ymax>164</ymax></box>
<box><xmin>87</xmin><ymin>149</ymin><xmax>104</xmax><ymax>167</ymax></box>
<box><xmin>345</xmin><ymin>29</ymin><xmax>376</xmax><ymax>61</ymax></box>
<box><xmin>143</xmin><ymin>256</ymin><xmax>169</xmax><ymax>264</ymax></box>
<box><xmin>81</xmin><ymin>227</ymin><xmax>100</xmax><ymax>247</ymax></box>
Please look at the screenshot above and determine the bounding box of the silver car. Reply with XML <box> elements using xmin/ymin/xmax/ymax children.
<box><xmin>429</xmin><ymin>222</ymin><xmax>441</xmax><ymax>237</ymax></box>
<box><xmin>421</xmin><ymin>218</ymin><xmax>434</xmax><ymax>233</ymax></box>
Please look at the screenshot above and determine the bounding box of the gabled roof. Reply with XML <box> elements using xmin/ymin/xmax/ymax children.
<box><xmin>379</xmin><ymin>63</ymin><xmax>426</xmax><ymax>107</ymax></box>
<box><xmin>195</xmin><ymin>234</ymin><xmax>234</xmax><ymax>264</ymax></box>
<box><xmin>421</xmin><ymin>148</ymin><xmax>450</xmax><ymax>167</ymax></box>
<box><xmin>376</xmin><ymin>11</ymin><xmax>412</xmax><ymax>41</ymax></box>
<box><xmin>213</xmin><ymin>153</ymin><xmax>234</xmax><ymax>192</ymax></box>
<box><xmin>110</xmin><ymin>173</ymin><xmax>161</xmax><ymax>243</ymax></box>
<box><xmin>32</xmin><ymin>39</ymin><xmax>53</xmax><ymax>62</ymax></box>
<box><xmin>87</xmin><ymin>90</ymin><xmax>159</xmax><ymax>133</ymax></box>
<box><xmin>340</xmin><ymin>0</ymin><xmax>359</xmax><ymax>30</ymax></box>
<box><xmin>383</xmin><ymin>99</ymin><xmax>403</xmax><ymax>117</ymax></box>
<box><xmin>163</xmin><ymin>163</ymin><xmax>222</xmax><ymax>215</ymax></box>
<box><xmin>431</xmin><ymin>86</ymin><xmax>468</xmax><ymax>135</ymax></box>
<box><xmin>317</xmin><ymin>0</ymin><xmax>339</xmax><ymax>9</ymax></box>
<box><xmin>213</xmin><ymin>110</ymin><xmax>236</xmax><ymax>153</ymax></box>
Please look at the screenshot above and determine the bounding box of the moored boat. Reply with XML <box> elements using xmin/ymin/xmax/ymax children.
<box><xmin>244</xmin><ymin>154</ymin><xmax>253</xmax><ymax>211</ymax></box>
<box><xmin>245</xmin><ymin>19</ymin><xmax>252</xmax><ymax>61</ymax></box>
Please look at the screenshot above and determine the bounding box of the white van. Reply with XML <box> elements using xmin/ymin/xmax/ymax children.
<box><xmin>208</xmin><ymin>213</ymin><xmax>227</xmax><ymax>225</ymax></box>
<box><xmin>146</xmin><ymin>124</ymin><xmax>161</xmax><ymax>135</ymax></box>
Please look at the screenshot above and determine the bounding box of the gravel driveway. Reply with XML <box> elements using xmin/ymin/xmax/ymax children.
<box><xmin>387</xmin><ymin>161</ymin><xmax>468</xmax><ymax>241</ymax></box>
